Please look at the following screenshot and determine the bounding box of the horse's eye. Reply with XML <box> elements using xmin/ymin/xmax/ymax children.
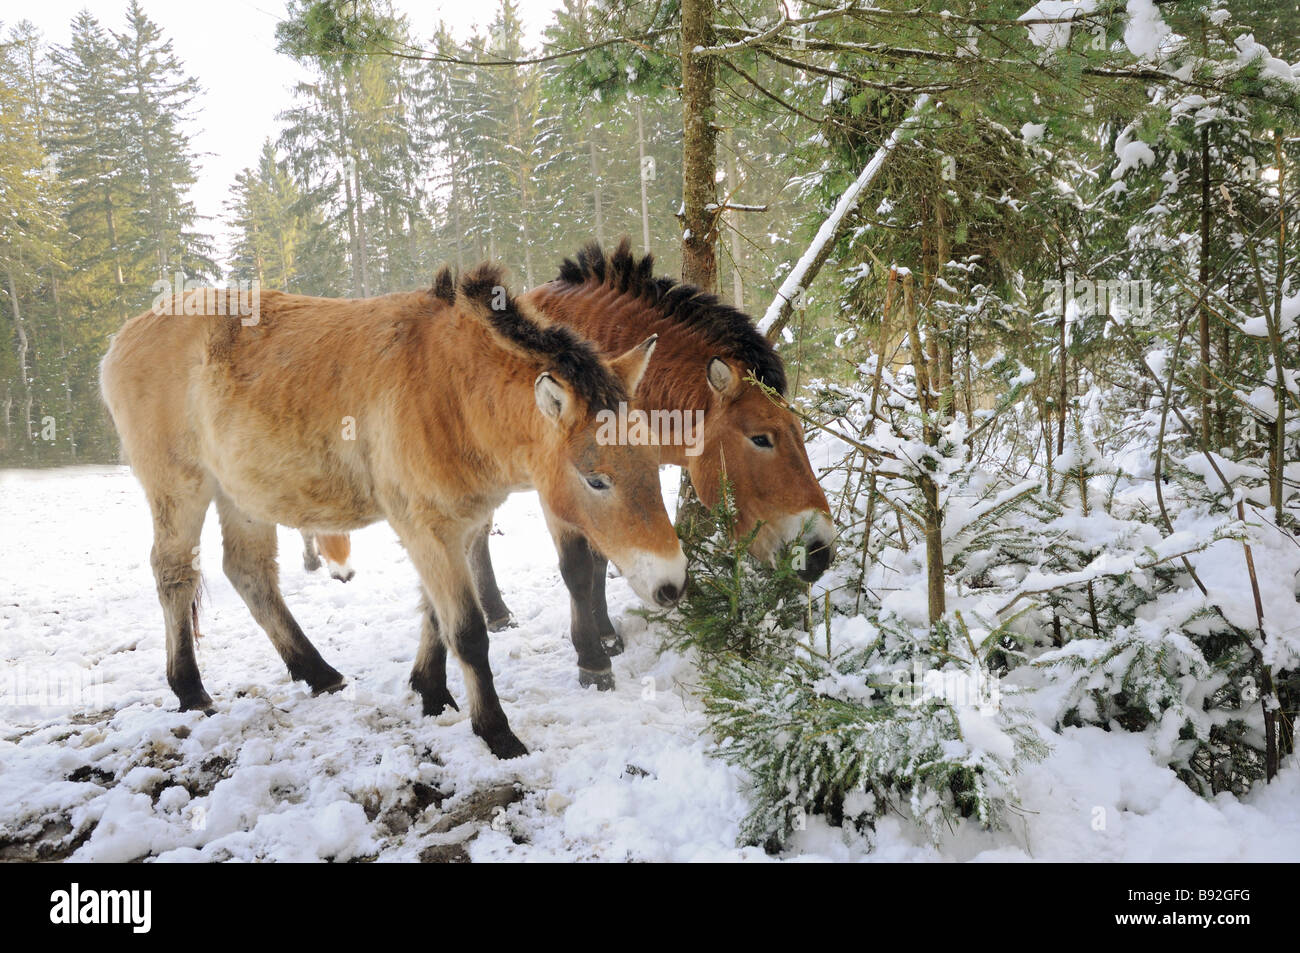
<box><xmin>750</xmin><ymin>435</ymin><xmax>774</xmax><ymax>449</ymax></box>
<box><xmin>586</xmin><ymin>474</ymin><xmax>612</xmax><ymax>491</ymax></box>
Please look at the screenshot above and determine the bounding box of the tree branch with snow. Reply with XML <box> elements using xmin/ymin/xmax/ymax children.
<box><xmin>759</xmin><ymin>94</ymin><xmax>930</xmax><ymax>342</ymax></box>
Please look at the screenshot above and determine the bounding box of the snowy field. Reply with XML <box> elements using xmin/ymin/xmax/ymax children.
<box><xmin>2</xmin><ymin>465</ymin><xmax>1298</xmax><ymax>862</ymax></box>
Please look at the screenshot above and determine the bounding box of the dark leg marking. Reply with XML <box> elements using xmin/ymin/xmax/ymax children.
<box><xmin>588</xmin><ymin>551</ymin><xmax>623</xmax><ymax>656</ymax></box>
<box><xmin>410</xmin><ymin>595</ymin><xmax>458</xmax><ymax>716</ymax></box>
<box><xmin>557</xmin><ymin>534</ymin><xmax>614</xmax><ymax>691</ymax></box>
<box><xmin>470</xmin><ymin>521</ymin><xmax>513</xmax><ymax>631</ymax></box>
<box><xmin>444</xmin><ymin>590</ymin><xmax>527</xmax><ymax>759</ymax></box>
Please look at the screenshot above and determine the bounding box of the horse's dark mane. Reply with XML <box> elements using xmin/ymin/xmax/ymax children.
<box><xmin>555</xmin><ymin>238</ymin><xmax>788</xmax><ymax>396</ymax></box>
<box><xmin>431</xmin><ymin>264</ymin><xmax>456</xmax><ymax>304</ymax></box>
<box><xmin>443</xmin><ymin>262</ymin><xmax>627</xmax><ymax>411</ymax></box>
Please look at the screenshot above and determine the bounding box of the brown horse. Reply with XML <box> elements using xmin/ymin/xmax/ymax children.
<box><xmin>314</xmin><ymin>240</ymin><xmax>835</xmax><ymax>688</ymax></box>
<box><xmin>477</xmin><ymin>240</ymin><xmax>834</xmax><ymax>672</ymax></box>
<box><xmin>100</xmin><ymin>264</ymin><xmax>686</xmax><ymax>759</ymax></box>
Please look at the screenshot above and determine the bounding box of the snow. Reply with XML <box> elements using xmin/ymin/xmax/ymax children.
<box><xmin>1111</xmin><ymin>131</ymin><xmax>1157</xmax><ymax>180</ymax></box>
<box><xmin>1282</xmin><ymin>287</ymin><xmax>1300</xmax><ymax>329</ymax></box>
<box><xmin>2</xmin><ymin>465</ymin><xmax>1299</xmax><ymax>862</ymax></box>
<box><xmin>1122</xmin><ymin>0</ymin><xmax>1171</xmax><ymax>59</ymax></box>
<box><xmin>1234</xmin><ymin>34</ymin><xmax>1299</xmax><ymax>86</ymax></box>
<box><xmin>1019</xmin><ymin>0</ymin><xmax>1097</xmax><ymax>52</ymax></box>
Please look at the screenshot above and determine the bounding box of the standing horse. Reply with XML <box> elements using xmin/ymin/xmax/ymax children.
<box><xmin>100</xmin><ymin>264</ymin><xmax>686</xmax><ymax>759</ymax></box>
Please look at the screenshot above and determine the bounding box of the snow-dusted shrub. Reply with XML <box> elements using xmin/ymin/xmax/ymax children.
<box><xmin>652</xmin><ymin>443</ymin><xmax>1048</xmax><ymax>852</ymax></box>
<box><xmin>1019</xmin><ymin>415</ymin><xmax>1274</xmax><ymax>795</ymax></box>
<box><xmin>704</xmin><ymin>613</ymin><xmax>1048</xmax><ymax>851</ymax></box>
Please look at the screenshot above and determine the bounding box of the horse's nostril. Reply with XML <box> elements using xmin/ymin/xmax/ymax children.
<box><xmin>796</xmin><ymin>542</ymin><xmax>833</xmax><ymax>583</ymax></box>
<box><xmin>655</xmin><ymin>582</ymin><xmax>682</xmax><ymax>607</ymax></box>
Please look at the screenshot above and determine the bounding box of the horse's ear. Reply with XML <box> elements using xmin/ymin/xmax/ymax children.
<box><xmin>706</xmin><ymin>357</ymin><xmax>738</xmax><ymax>397</ymax></box>
<box><xmin>535</xmin><ymin>372</ymin><xmax>571</xmax><ymax>425</ymax></box>
<box><xmin>608</xmin><ymin>334</ymin><xmax>657</xmax><ymax>395</ymax></box>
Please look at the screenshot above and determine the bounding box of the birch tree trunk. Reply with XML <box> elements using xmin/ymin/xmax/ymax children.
<box><xmin>759</xmin><ymin>96</ymin><xmax>929</xmax><ymax>341</ymax></box>
<box><xmin>5</xmin><ymin>268</ymin><xmax>33</xmax><ymax>448</ymax></box>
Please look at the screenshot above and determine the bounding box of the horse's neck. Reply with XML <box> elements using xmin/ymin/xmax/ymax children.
<box><xmin>434</xmin><ymin>316</ymin><xmax>547</xmax><ymax>489</ymax></box>
<box><xmin>524</xmin><ymin>283</ymin><xmax>715</xmax><ymax>417</ymax></box>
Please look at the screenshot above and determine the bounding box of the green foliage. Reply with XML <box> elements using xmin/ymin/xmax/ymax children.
<box><xmin>274</xmin><ymin>0</ymin><xmax>401</xmax><ymax>64</ymax></box>
<box><xmin>648</xmin><ymin>481</ymin><xmax>1047</xmax><ymax>852</ymax></box>
<box><xmin>705</xmin><ymin>612</ymin><xmax>1048</xmax><ymax>852</ymax></box>
<box><xmin>1</xmin><ymin>5</ymin><xmax>212</xmax><ymax>464</ymax></box>
<box><xmin>649</xmin><ymin>479</ymin><xmax>809</xmax><ymax>660</ymax></box>
<box><xmin>226</xmin><ymin>141</ymin><xmax>348</xmax><ymax>296</ymax></box>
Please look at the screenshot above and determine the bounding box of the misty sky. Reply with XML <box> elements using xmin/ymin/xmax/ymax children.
<box><xmin>13</xmin><ymin>0</ymin><xmax>560</xmax><ymax>266</ymax></box>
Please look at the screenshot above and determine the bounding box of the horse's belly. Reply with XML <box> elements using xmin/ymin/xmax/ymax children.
<box><xmin>193</xmin><ymin>394</ymin><xmax>379</xmax><ymax>530</ymax></box>
<box><xmin>214</xmin><ymin>465</ymin><xmax>380</xmax><ymax>531</ymax></box>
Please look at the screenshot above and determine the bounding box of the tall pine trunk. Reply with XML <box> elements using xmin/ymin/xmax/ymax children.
<box><xmin>637</xmin><ymin>100</ymin><xmax>651</xmax><ymax>253</ymax></box>
<box><xmin>680</xmin><ymin>0</ymin><xmax>717</xmax><ymax>291</ymax></box>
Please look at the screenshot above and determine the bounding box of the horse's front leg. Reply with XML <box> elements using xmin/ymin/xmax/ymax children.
<box><xmin>398</xmin><ymin>519</ymin><xmax>526</xmax><ymax>760</ymax></box>
<box><xmin>587</xmin><ymin>551</ymin><xmax>623</xmax><ymax>656</ymax></box>
<box><xmin>548</xmin><ymin>521</ymin><xmax>614</xmax><ymax>691</ymax></box>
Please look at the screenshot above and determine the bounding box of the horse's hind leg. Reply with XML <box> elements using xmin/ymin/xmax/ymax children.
<box><xmin>409</xmin><ymin>592</ymin><xmax>456</xmax><ymax>716</ymax></box>
<box><xmin>148</xmin><ymin>481</ymin><xmax>215</xmax><ymax>712</ymax></box>
<box><xmin>300</xmin><ymin>530</ymin><xmax>321</xmax><ymax>572</ymax></box>
<box><xmin>315</xmin><ymin>532</ymin><xmax>355</xmax><ymax>583</ymax></box>
<box><xmin>469</xmin><ymin>519</ymin><xmax>512</xmax><ymax>631</ymax></box>
<box><xmin>216</xmin><ymin>494</ymin><xmax>345</xmax><ymax>694</ymax></box>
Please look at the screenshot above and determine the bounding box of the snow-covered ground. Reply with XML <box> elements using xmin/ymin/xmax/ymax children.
<box><xmin>2</xmin><ymin>466</ymin><xmax>1298</xmax><ymax>862</ymax></box>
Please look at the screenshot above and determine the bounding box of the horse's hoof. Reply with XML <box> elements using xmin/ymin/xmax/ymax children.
<box><xmin>480</xmin><ymin>729</ymin><xmax>528</xmax><ymax>760</ymax></box>
<box><xmin>178</xmin><ymin>693</ymin><xmax>215</xmax><ymax>714</ymax></box>
<box><xmin>578</xmin><ymin>667</ymin><xmax>615</xmax><ymax>691</ymax></box>
<box><xmin>303</xmin><ymin>556</ymin><xmax>321</xmax><ymax>572</ymax></box>
<box><xmin>421</xmin><ymin>691</ymin><xmax>459</xmax><ymax>717</ymax></box>
<box><xmin>486</xmin><ymin>613</ymin><xmax>513</xmax><ymax>632</ymax></box>
<box><xmin>309</xmin><ymin>671</ymin><xmax>348</xmax><ymax>696</ymax></box>
<box><xmin>600</xmin><ymin>633</ymin><xmax>625</xmax><ymax>657</ymax></box>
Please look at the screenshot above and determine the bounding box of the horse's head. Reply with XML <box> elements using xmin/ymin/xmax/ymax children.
<box><xmin>687</xmin><ymin>357</ymin><xmax>834</xmax><ymax>583</ymax></box>
<box><xmin>531</xmin><ymin>335</ymin><xmax>687</xmax><ymax>607</ymax></box>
